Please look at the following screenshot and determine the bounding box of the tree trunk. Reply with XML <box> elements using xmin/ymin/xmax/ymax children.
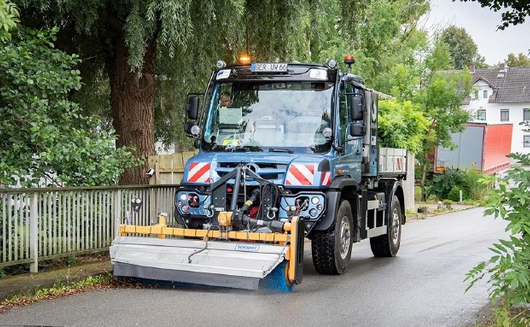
<box><xmin>108</xmin><ymin>33</ymin><xmax>156</xmax><ymax>185</ymax></box>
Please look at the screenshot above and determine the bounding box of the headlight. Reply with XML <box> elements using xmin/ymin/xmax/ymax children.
<box><xmin>311</xmin><ymin>197</ymin><xmax>320</xmax><ymax>204</ymax></box>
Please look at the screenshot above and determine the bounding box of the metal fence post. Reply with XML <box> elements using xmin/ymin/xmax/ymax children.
<box><xmin>29</xmin><ymin>192</ymin><xmax>38</xmax><ymax>273</ymax></box>
<box><xmin>113</xmin><ymin>190</ymin><xmax>122</xmax><ymax>238</ymax></box>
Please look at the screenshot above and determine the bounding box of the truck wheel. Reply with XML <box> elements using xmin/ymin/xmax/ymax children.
<box><xmin>370</xmin><ymin>195</ymin><xmax>402</xmax><ymax>257</ymax></box>
<box><xmin>311</xmin><ymin>200</ymin><xmax>353</xmax><ymax>275</ymax></box>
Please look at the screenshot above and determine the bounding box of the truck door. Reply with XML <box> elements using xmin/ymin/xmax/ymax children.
<box><xmin>335</xmin><ymin>81</ymin><xmax>363</xmax><ymax>182</ymax></box>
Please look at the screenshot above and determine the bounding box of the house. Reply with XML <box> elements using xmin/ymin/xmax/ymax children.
<box><xmin>462</xmin><ymin>64</ymin><xmax>530</xmax><ymax>154</ymax></box>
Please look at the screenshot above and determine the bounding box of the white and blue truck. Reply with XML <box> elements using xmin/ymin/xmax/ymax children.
<box><xmin>110</xmin><ymin>56</ymin><xmax>408</xmax><ymax>291</ymax></box>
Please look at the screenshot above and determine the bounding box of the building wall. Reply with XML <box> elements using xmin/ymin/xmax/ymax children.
<box><xmin>463</xmin><ymin>80</ymin><xmax>530</xmax><ymax>155</ymax></box>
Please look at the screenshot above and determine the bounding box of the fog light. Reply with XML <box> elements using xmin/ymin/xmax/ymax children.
<box><xmin>216</xmin><ymin>60</ymin><xmax>227</xmax><ymax>69</ymax></box>
<box><xmin>309</xmin><ymin>209</ymin><xmax>318</xmax><ymax>217</ymax></box>
<box><xmin>191</xmin><ymin>125</ymin><xmax>201</xmax><ymax>136</ymax></box>
<box><xmin>327</xmin><ymin>59</ymin><xmax>338</xmax><ymax>69</ymax></box>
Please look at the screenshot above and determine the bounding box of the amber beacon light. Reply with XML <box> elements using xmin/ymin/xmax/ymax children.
<box><xmin>238</xmin><ymin>54</ymin><xmax>252</xmax><ymax>65</ymax></box>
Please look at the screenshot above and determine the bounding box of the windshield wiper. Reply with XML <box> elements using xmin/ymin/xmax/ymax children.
<box><xmin>268</xmin><ymin>147</ymin><xmax>294</xmax><ymax>154</ymax></box>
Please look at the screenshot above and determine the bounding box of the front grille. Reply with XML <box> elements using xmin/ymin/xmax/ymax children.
<box><xmin>216</xmin><ymin>162</ymin><xmax>287</xmax><ymax>181</ymax></box>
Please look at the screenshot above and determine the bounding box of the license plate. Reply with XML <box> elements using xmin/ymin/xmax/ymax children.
<box><xmin>251</xmin><ymin>63</ymin><xmax>288</xmax><ymax>72</ymax></box>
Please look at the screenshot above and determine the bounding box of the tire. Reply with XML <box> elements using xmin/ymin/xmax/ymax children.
<box><xmin>311</xmin><ymin>200</ymin><xmax>353</xmax><ymax>275</ymax></box>
<box><xmin>370</xmin><ymin>195</ymin><xmax>402</xmax><ymax>257</ymax></box>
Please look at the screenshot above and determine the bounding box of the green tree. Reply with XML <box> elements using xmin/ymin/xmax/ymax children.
<box><xmin>350</xmin><ymin>0</ymin><xmax>430</xmax><ymax>85</ymax></box>
<box><xmin>15</xmin><ymin>0</ymin><xmax>247</xmax><ymax>184</ymax></box>
<box><xmin>0</xmin><ymin>27</ymin><xmax>138</xmax><ymax>187</ymax></box>
<box><xmin>505</xmin><ymin>52</ymin><xmax>530</xmax><ymax>67</ymax></box>
<box><xmin>440</xmin><ymin>25</ymin><xmax>479</xmax><ymax>70</ymax></box>
<box><xmin>460</xmin><ymin>0</ymin><xmax>530</xmax><ymax>29</ymax></box>
<box><xmin>378</xmin><ymin>99</ymin><xmax>430</xmax><ymax>153</ymax></box>
<box><xmin>415</xmin><ymin>40</ymin><xmax>472</xmax><ymax>200</ymax></box>
<box><xmin>379</xmin><ymin>37</ymin><xmax>473</xmax><ymax>200</ymax></box>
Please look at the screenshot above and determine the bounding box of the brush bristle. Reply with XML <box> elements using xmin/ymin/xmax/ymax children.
<box><xmin>259</xmin><ymin>261</ymin><xmax>293</xmax><ymax>292</ymax></box>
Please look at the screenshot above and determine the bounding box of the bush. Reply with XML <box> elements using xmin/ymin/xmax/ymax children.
<box><xmin>463</xmin><ymin>170</ymin><xmax>488</xmax><ymax>200</ymax></box>
<box><xmin>447</xmin><ymin>186</ymin><xmax>468</xmax><ymax>202</ymax></box>
<box><xmin>430</xmin><ymin>169</ymin><xmax>488</xmax><ymax>201</ymax></box>
<box><xmin>429</xmin><ymin>170</ymin><xmax>465</xmax><ymax>200</ymax></box>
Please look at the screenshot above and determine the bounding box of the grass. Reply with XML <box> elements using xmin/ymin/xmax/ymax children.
<box><xmin>0</xmin><ymin>273</ymin><xmax>114</xmax><ymax>311</ymax></box>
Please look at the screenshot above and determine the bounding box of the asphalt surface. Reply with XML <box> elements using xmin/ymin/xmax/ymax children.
<box><xmin>0</xmin><ymin>207</ymin><xmax>508</xmax><ymax>327</ymax></box>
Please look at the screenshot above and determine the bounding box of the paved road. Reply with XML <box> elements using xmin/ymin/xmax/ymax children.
<box><xmin>0</xmin><ymin>208</ymin><xmax>507</xmax><ymax>327</ymax></box>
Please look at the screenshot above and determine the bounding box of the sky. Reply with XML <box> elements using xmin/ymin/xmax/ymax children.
<box><xmin>424</xmin><ymin>0</ymin><xmax>530</xmax><ymax>65</ymax></box>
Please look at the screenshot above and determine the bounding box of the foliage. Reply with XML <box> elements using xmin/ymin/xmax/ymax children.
<box><xmin>464</xmin><ymin>169</ymin><xmax>492</xmax><ymax>200</ymax></box>
<box><xmin>440</xmin><ymin>25</ymin><xmax>480</xmax><ymax>70</ymax></box>
<box><xmin>460</xmin><ymin>0</ymin><xmax>530</xmax><ymax>29</ymax></box>
<box><xmin>383</xmin><ymin>36</ymin><xmax>473</xmax><ymax>201</ymax></box>
<box><xmin>430</xmin><ymin>170</ymin><xmax>466</xmax><ymax>200</ymax></box>
<box><xmin>505</xmin><ymin>52</ymin><xmax>530</xmax><ymax>67</ymax></box>
<box><xmin>0</xmin><ymin>0</ymin><xmax>19</xmax><ymax>42</ymax></box>
<box><xmin>351</xmin><ymin>0</ymin><xmax>430</xmax><ymax>86</ymax></box>
<box><xmin>447</xmin><ymin>186</ymin><xmax>468</xmax><ymax>202</ymax></box>
<box><xmin>466</xmin><ymin>152</ymin><xmax>530</xmax><ymax>326</ymax></box>
<box><xmin>430</xmin><ymin>169</ymin><xmax>489</xmax><ymax>201</ymax></box>
<box><xmin>0</xmin><ymin>27</ymin><xmax>139</xmax><ymax>187</ymax></box>
<box><xmin>1</xmin><ymin>273</ymin><xmax>113</xmax><ymax>307</ymax></box>
<box><xmin>378</xmin><ymin>99</ymin><xmax>429</xmax><ymax>153</ymax></box>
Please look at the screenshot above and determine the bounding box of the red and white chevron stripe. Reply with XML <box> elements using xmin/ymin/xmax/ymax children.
<box><xmin>285</xmin><ymin>164</ymin><xmax>315</xmax><ymax>186</ymax></box>
<box><xmin>321</xmin><ymin>171</ymin><xmax>331</xmax><ymax>186</ymax></box>
<box><xmin>187</xmin><ymin>162</ymin><xmax>211</xmax><ymax>183</ymax></box>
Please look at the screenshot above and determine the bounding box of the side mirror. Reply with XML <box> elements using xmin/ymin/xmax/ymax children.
<box><xmin>350</xmin><ymin>95</ymin><xmax>364</xmax><ymax>121</ymax></box>
<box><xmin>350</xmin><ymin>123</ymin><xmax>365</xmax><ymax>137</ymax></box>
<box><xmin>186</xmin><ymin>95</ymin><xmax>200</xmax><ymax>120</ymax></box>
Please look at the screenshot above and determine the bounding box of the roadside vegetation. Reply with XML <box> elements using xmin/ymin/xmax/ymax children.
<box><xmin>466</xmin><ymin>152</ymin><xmax>530</xmax><ymax>326</ymax></box>
<box><xmin>0</xmin><ymin>273</ymin><xmax>114</xmax><ymax>312</ymax></box>
<box><xmin>411</xmin><ymin>169</ymin><xmax>491</xmax><ymax>218</ymax></box>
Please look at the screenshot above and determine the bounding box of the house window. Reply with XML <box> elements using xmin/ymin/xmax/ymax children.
<box><xmin>476</xmin><ymin>109</ymin><xmax>486</xmax><ymax>121</ymax></box>
<box><xmin>500</xmin><ymin>109</ymin><xmax>509</xmax><ymax>122</ymax></box>
<box><xmin>524</xmin><ymin>108</ymin><xmax>530</xmax><ymax>121</ymax></box>
<box><xmin>483</xmin><ymin>90</ymin><xmax>488</xmax><ymax>99</ymax></box>
<box><xmin>524</xmin><ymin>135</ymin><xmax>530</xmax><ymax>148</ymax></box>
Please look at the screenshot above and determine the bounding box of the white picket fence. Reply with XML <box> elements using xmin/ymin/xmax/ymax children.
<box><xmin>0</xmin><ymin>185</ymin><xmax>179</xmax><ymax>272</ymax></box>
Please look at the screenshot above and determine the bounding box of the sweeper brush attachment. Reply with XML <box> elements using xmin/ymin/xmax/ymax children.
<box><xmin>110</xmin><ymin>214</ymin><xmax>304</xmax><ymax>291</ymax></box>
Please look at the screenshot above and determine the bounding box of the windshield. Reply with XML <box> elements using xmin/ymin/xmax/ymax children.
<box><xmin>202</xmin><ymin>81</ymin><xmax>333</xmax><ymax>154</ymax></box>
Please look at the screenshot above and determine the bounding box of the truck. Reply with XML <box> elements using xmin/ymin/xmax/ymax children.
<box><xmin>110</xmin><ymin>55</ymin><xmax>408</xmax><ymax>291</ymax></box>
<box><xmin>435</xmin><ymin>123</ymin><xmax>512</xmax><ymax>175</ymax></box>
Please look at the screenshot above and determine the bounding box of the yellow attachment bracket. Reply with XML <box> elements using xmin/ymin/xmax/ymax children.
<box><xmin>217</xmin><ymin>211</ymin><xmax>232</xmax><ymax>227</ymax></box>
<box><xmin>286</xmin><ymin>215</ymin><xmax>299</xmax><ymax>284</ymax></box>
<box><xmin>118</xmin><ymin>223</ymin><xmax>290</xmax><ymax>243</ymax></box>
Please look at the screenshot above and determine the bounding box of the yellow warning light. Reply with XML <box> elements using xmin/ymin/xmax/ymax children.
<box><xmin>238</xmin><ymin>54</ymin><xmax>252</xmax><ymax>65</ymax></box>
